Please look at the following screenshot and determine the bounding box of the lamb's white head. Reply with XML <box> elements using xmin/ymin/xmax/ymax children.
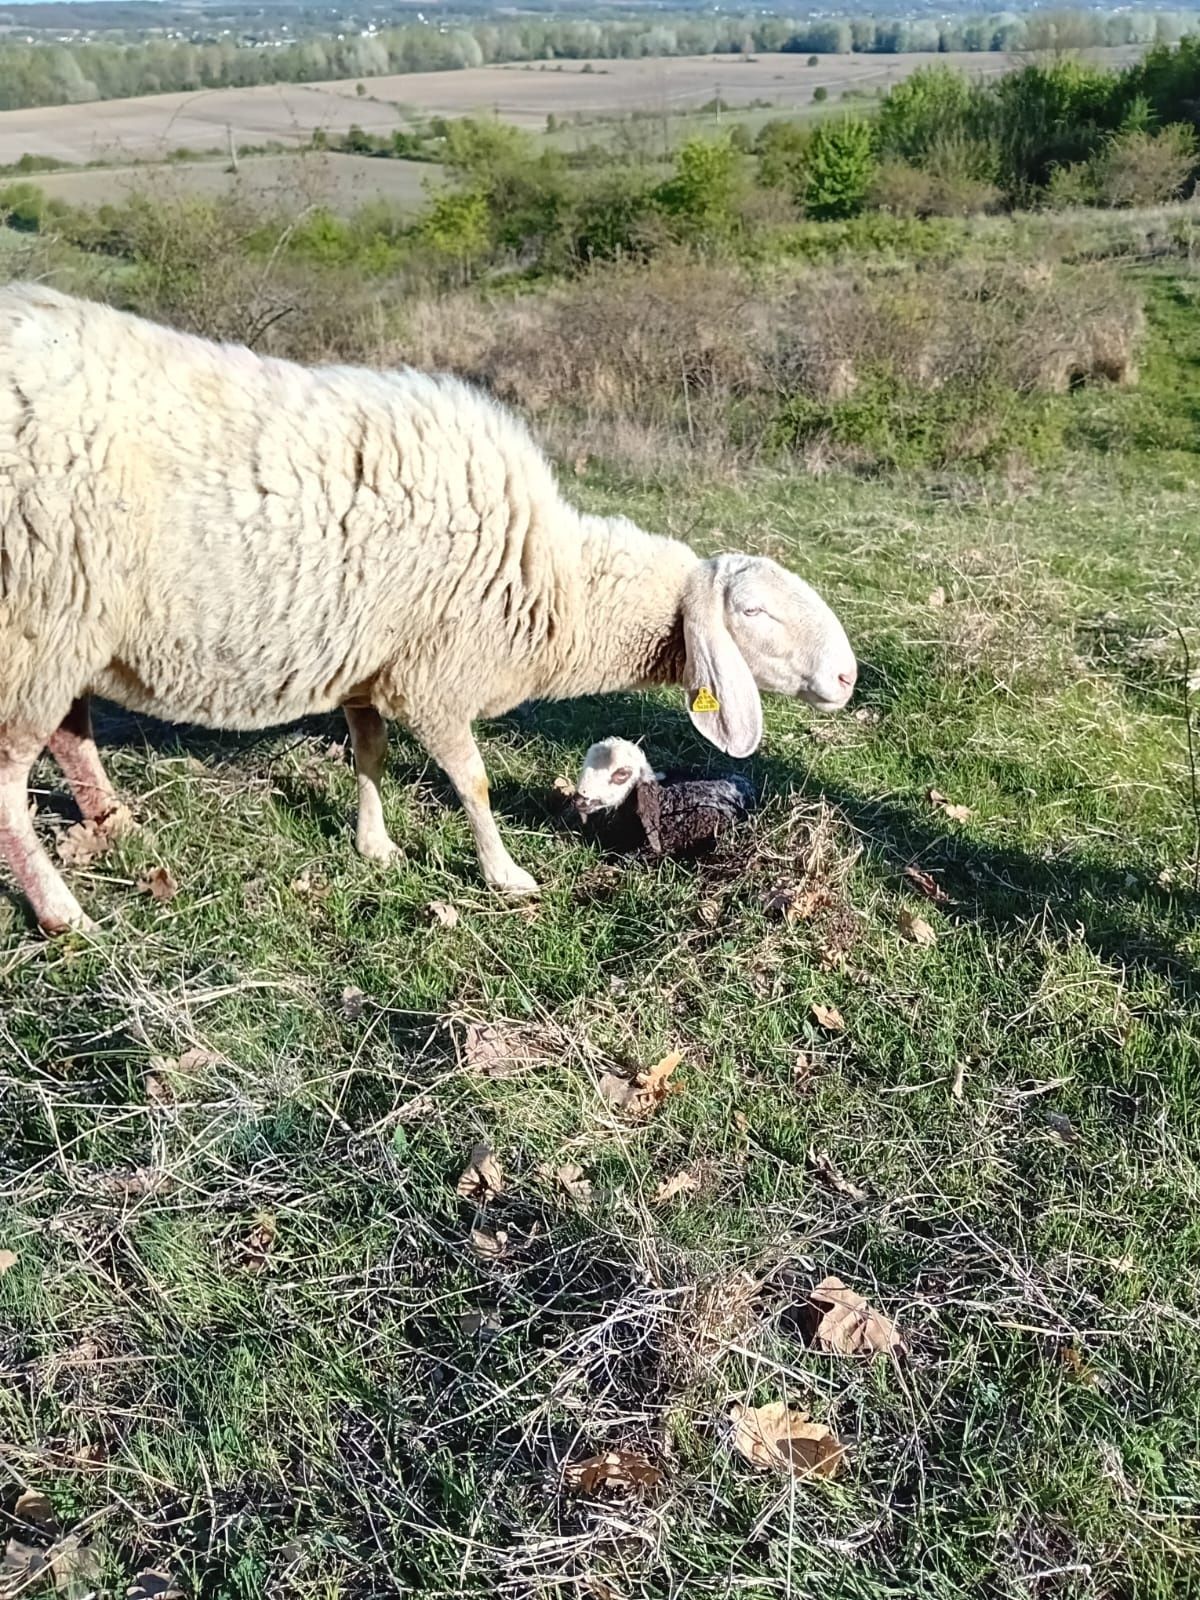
<box><xmin>680</xmin><ymin>553</ymin><xmax>857</xmax><ymax>759</ymax></box>
<box><xmin>574</xmin><ymin>737</ymin><xmax>656</xmax><ymax>815</ymax></box>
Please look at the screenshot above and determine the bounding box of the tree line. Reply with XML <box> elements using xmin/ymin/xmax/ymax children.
<box><xmin>2</xmin><ymin>7</ymin><xmax>1200</xmax><ymax>112</ymax></box>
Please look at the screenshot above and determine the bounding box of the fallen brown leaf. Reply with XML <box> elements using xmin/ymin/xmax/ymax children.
<box><xmin>764</xmin><ymin>883</ymin><xmax>828</xmax><ymax>923</ymax></box>
<box><xmin>1045</xmin><ymin>1111</ymin><xmax>1079</xmax><ymax>1145</ymax></box>
<box><xmin>137</xmin><ymin>866</ymin><xmax>178</xmax><ymax>903</ymax></box>
<box><xmin>94</xmin><ymin>1167</ymin><xmax>175</xmax><ymax>1199</ymax></box>
<box><xmin>12</xmin><ymin>1489</ymin><xmax>53</xmax><ymax>1526</ymax></box>
<box><xmin>459</xmin><ymin>1310</ymin><xmax>502</xmax><ymax>1340</ymax></box>
<box><xmin>599</xmin><ymin>1051</ymin><xmax>683</xmax><ymax>1118</ymax></box>
<box><xmin>48</xmin><ymin>1533</ymin><xmax>101</xmax><ymax>1596</ymax></box>
<box><xmin>340</xmin><ymin>985</ymin><xmax>366</xmax><ymax>1021</ymax></box>
<box><xmin>127</xmin><ymin>1571</ymin><xmax>186</xmax><ymax>1600</ymax></box>
<box><xmin>898</xmin><ymin>909</ymin><xmax>937</xmax><ymax>947</ymax></box>
<box><xmin>176</xmin><ymin>1047</ymin><xmax>215</xmax><ymax>1075</ymax></box>
<box><xmin>456</xmin><ymin>1143</ymin><xmax>504</xmax><ymax>1202</ymax></box>
<box><xmin>903</xmin><ymin>864</ymin><xmax>951</xmax><ymax>905</ymax></box>
<box><xmin>807</xmin><ymin>1147</ymin><xmax>867</xmax><ymax>1203</ymax></box>
<box><xmin>236</xmin><ymin>1216</ymin><xmax>276</xmax><ymax>1272</ymax></box>
<box><xmin>3</xmin><ymin>1538</ymin><xmax>48</xmax><ymax>1587</ymax></box>
<box><xmin>728</xmin><ymin>1402</ymin><xmax>845</xmax><ymax>1479</ymax></box>
<box><xmin>950</xmin><ymin>1059</ymin><xmax>967</xmax><ymax>1101</ymax></box>
<box><xmin>808</xmin><ymin>1276</ymin><xmax>906</xmax><ymax>1358</ymax></box>
<box><xmin>56</xmin><ymin>810</ymin><xmax>127</xmax><ymax>867</ymax></box>
<box><xmin>564</xmin><ymin>1449</ymin><xmax>664</xmax><ymax>1497</ymax></box>
<box><xmin>469</xmin><ymin>1227</ymin><xmax>508</xmax><ymax>1260</ymax></box>
<box><xmin>0</xmin><ymin>1249</ymin><xmax>17</xmax><ymax>1274</ymax></box>
<box><xmin>653</xmin><ymin>1170</ymin><xmax>699</xmax><ymax>1205</ymax></box>
<box><xmin>552</xmin><ymin>775</ymin><xmax>576</xmax><ymax>798</ymax></box>
<box><xmin>810</xmin><ymin>1002</ymin><xmax>845</xmax><ymax>1033</ymax></box>
<box><xmin>853</xmin><ymin>706</ymin><xmax>880</xmax><ymax>726</ymax></box>
<box><xmin>461</xmin><ymin>1021</ymin><xmax>545</xmax><ymax>1079</ymax></box>
<box><xmin>927</xmin><ymin>585</ymin><xmax>946</xmax><ymax>608</ymax></box>
<box><xmin>927</xmin><ymin>788</ymin><xmax>972</xmax><ymax>823</ymax></box>
<box><xmin>547</xmin><ymin>1163</ymin><xmax>593</xmax><ymax>1208</ymax></box>
<box><xmin>427</xmin><ymin>900</ymin><xmax>460</xmax><ymax>929</ymax></box>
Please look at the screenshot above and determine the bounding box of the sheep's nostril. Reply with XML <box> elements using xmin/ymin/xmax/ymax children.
<box><xmin>838</xmin><ymin>670</ymin><xmax>856</xmax><ymax>689</ymax></box>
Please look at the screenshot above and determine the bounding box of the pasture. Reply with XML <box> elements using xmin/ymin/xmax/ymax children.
<box><xmin>23</xmin><ymin>151</ymin><xmax>439</xmax><ymax>216</ymax></box>
<box><xmin>1</xmin><ymin>258</ymin><xmax>1199</xmax><ymax>1595</ymax></box>
<box><xmin>0</xmin><ymin>48</ymin><xmax>1144</xmax><ymax>166</ymax></box>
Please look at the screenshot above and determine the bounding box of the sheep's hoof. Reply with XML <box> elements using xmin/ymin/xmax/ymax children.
<box><xmin>358</xmin><ymin>835</ymin><xmax>403</xmax><ymax>865</ymax></box>
<box><xmin>40</xmin><ymin>905</ymin><xmax>98</xmax><ymax>938</ymax></box>
<box><xmin>489</xmin><ymin>865</ymin><xmax>540</xmax><ymax>898</ymax></box>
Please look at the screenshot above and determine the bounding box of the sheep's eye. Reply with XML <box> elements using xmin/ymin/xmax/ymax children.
<box><xmin>742</xmin><ymin>605</ymin><xmax>766</xmax><ymax>618</ymax></box>
<box><xmin>611</xmin><ymin>767</ymin><xmax>632</xmax><ymax>784</ymax></box>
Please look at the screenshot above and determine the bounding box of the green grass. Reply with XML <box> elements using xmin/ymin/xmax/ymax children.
<box><xmin>3</xmin><ymin>274</ymin><xmax>1200</xmax><ymax>1599</ymax></box>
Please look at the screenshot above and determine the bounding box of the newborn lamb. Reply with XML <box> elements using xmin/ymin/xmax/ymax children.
<box><xmin>573</xmin><ymin>737</ymin><xmax>754</xmax><ymax>859</ymax></box>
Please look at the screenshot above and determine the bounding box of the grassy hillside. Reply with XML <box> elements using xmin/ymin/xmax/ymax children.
<box><xmin>1</xmin><ymin>214</ymin><xmax>1199</xmax><ymax>1597</ymax></box>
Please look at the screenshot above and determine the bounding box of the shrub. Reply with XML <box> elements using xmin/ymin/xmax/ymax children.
<box><xmin>870</xmin><ymin>160</ymin><xmax>939</xmax><ymax>217</ymax></box>
<box><xmin>812</xmin><ymin>85</ymin><xmax>828</xmax><ymax>103</ymax></box>
<box><xmin>1044</xmin><ymin>160</ymin><xmax>1099</xmax><ymax>209</ymax></box>
<box><xmin>0</xmin><ymin>180</ymin><xmax>51</xmax><ymax>231</ymax></box>
<box><xmin>567</xmin><ymin>169</ymin><xmax>658</xmax><ymax>263</ymax></box>
<box><xmin>803</xmin><ymin>118</ymin><xmax>876</xmax><ymax>220</ymax></box>
<box><xmin>1091</xmin><ymin>123</ymin><xmax>1198</xmax><ymax>207</ymax></box>
<box><xmin>807</xmin><ymin>54</ymin><xmax>819</xmax><ymax>66</ymax></box>
<box><xmin>877</xmin><ymin>65</ymin><xmax>973</xmax><ymax>165</ymax></box>
<box><xmin>654</xmin><ymin>134</ymin><xmax>741</xmax><ymax>241</ymax></box>
<box><xmin>420</xmin><ymin>188</ymin><xmax>491</xmax><ymax>280</ymax></box>
<box><xmin>755</xmin><ymin>119</ymin><xmax>811</xmax><ymax>192</ymax></box>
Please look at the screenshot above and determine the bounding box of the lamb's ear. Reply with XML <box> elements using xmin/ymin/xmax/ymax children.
<box><xmin>681</xmin><ymin>558</ymin><xmax>763</xmax><ymax>758</ymax></box>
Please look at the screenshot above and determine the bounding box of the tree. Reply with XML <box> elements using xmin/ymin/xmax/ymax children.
<box><xmin>655</xmin><ymin>134</ymin><xmax>739</xmax><ymax>238</ymax></box>
<box><xmin>803</xmin><ymin>118</ymin><xmax>876</xmax><ymax>219</ymax></box>
<box><xmin>877</xmin><ymin>65</ymin><xmax>972</xmax><ymax>164</ymax></box>
<box><xmin>421</xmin><ymin>188</ymin><xmax>490</xmax><ymax>281</ymax></box>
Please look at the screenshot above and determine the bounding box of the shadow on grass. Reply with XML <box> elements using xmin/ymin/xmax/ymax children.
<box><xmin>86</xmin><ymin>683</ymin><xmax>1200</xmax><ymax>1002</ymax></box>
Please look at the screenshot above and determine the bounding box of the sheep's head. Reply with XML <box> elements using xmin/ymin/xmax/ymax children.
<box><xmin>680</xmin><ymin>554</ymin><xmax>857</xmax><ymax>759</ymax></box>
<box><xmin>574</xmin><ymin>737</ymin><xmax>655</xmax><ymax>815</ymax></box>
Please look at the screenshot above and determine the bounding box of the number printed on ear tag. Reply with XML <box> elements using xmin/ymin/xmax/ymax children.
<box><xmin>691</xmin><ymin>686</ymin><xmax>721</xmax><ymax>714</ymax></box>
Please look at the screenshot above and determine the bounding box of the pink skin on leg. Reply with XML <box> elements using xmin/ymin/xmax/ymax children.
<box><xmin>47</xmin><ymin>696</ymin><xmax>120</xmax><ymax>823</ymax></box>
<box><xmin>0</xmin><ymin>724</ymin><xmax>92</xmax><ymax>933</ymax></box>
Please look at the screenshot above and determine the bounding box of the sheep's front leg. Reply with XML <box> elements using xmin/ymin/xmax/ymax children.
<box><xmin>48</xmin><ymin>696</ymin><xmax>122</xmax><ymax>825</ymax></box>
<box><xmin>415</xmin><ymin>720</ymin><xmax>538</xmax><ymax>897</ymax></box>
<box><xmin>344</xmin><ymin>705</ymin><xmax>401</xmax><ymax>863</ymax></box>
<box><xmin>0</xmin><ymin>725</ymin><xmax>94</xmax><ymax>934</ymax></box>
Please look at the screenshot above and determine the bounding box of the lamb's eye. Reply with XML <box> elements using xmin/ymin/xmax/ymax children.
<box><xmin>742</xmin><ymin>605</ymin><xmax>766</xmax><ymax>618</ymax></box>
<box><xmin>611</xmin><ymin>767</ymin><xmax>632</xmax><ymax>784</ymax></box>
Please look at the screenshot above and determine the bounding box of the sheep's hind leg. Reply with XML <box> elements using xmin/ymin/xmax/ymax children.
<box><xmin>344</xmin><ymin>705</ymin><xmax>402</xmax><ymax>863</ymax></box>
<box><xmin>414</xmin><ymin>720</ymin><xmax>538</xmax><ymax>897</ymax></box>
<box><xmin>48</xmin><ymin>696</ymin><xmax>126</xmax><ymax>828</ymax></box>
<box><xmin>0</xmin><ymin>725</ymin><xmax>94</xmax><ymax>934</ymax></box>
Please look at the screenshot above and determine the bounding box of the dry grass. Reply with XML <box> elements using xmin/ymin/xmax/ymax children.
<box><xmin>390</xmin><ymin>251</ymin><xmax>1144</xmax><ymax>470</ymax></box>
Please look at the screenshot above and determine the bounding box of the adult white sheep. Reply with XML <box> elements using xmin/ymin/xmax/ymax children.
<box><xmin>0</xmin><ymin>284</ymin><xmax>857</xmax><ymax>933</ymax></box>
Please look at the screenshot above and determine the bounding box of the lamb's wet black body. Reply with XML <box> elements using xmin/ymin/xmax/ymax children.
<box><xmin>582</xmin><ymin>770</ymin><xmax>755</xmax><ymax>859</ymax></box>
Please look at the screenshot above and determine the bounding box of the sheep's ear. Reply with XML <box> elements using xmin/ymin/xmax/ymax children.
<box><xmin>681</xmin><ymin>558</ymin><xmax>763</xmax><ymax>758</ymax></box>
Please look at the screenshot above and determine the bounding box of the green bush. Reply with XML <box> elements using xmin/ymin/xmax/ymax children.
<box><xmin>1092</xmin><ymin>123</ymin><xmax>1198</xmax><ymax>207</ymax></box>
<box><xmin>803</xmin><ymin>118</ymin><xmax>876</xmax><ymax>220</ymax></box>
<box><xmin>877</xmin><ymin>65</ymin><xmax>974</xmax><ymax>165</ymax></box>
<box><xmin>769</xmin><ymin>375</ymin><xmax>1064</xmax><ymax>470</ymax></box>
<box><xmin>420</xmin><ymin>188</ymin><xmax>491</xmax><ymax>278</ymax></box>
<box><xmin>755</xmin><ymin>119</ymin><xmax>811</xmax><ymax>192</ymax></box>
<box><xmin>812</xmin><ymin>85</ymin><xmax>828</xmax><ymax>103</ymax></box>
<box><xmin>655</xmin><ymin>134</ymin><xmax>740</xmax><ymax>240</ymax></box>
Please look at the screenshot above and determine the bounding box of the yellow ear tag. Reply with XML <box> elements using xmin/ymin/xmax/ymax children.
<box><xmin>691</xmin><ymin>686</ymin><xmax>721</xmax><ymax>714</ymax></box>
